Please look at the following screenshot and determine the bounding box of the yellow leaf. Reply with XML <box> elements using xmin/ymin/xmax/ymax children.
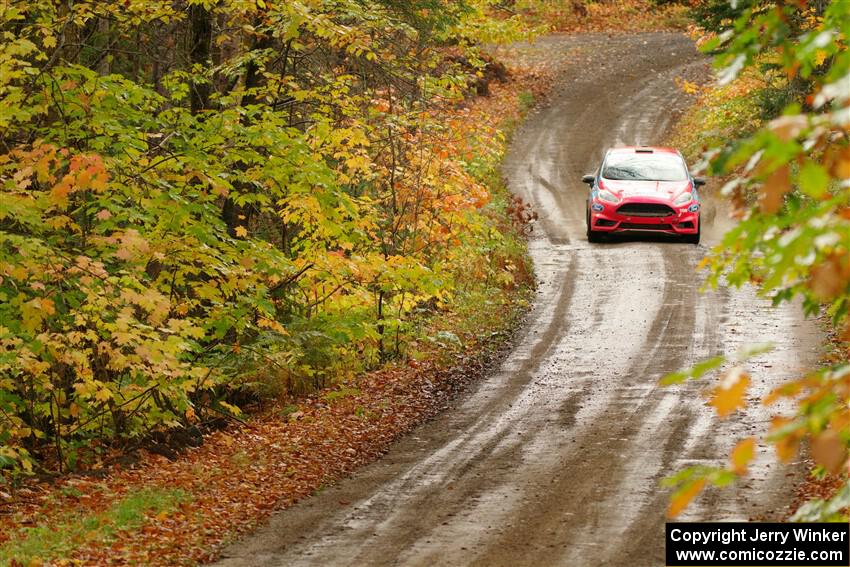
<box><xmin>668</xmin><ymin>478</ymin><xmax>706</xmax><ymax>518</ymax></box>
<box><xmin>95</xmin><ymin>388</ymin><xmax>112</xmax><ymax>402</ymax></box>
<box><xmin>679</xmin><ymin>79</ymin><xmax>699</xmax><ymax>95</ymax></box>
<box><xmin>235</xmin><ymin>226</ymin><xmax>248</xmax><ymax>238</ymax></box>
<box><xmin>729</xmin><ymin>437</ymin><xmax>756</xmax><ymax>475</ymax></box>
<box><xmin>218</xmin><ymin>400</ymin><xmax>242</xmax><ymax>416</ymax></box>
<box><xmin>113</xmin><ymin>331</ymin><xmax>135</xmax><ymax>345</ymax></box>
<box><xmin>74</xmin><ymin>380</ymin><xmax>96</xmax><ymax>397</ymax></box>
<box><xmin>258</xmin><ymin>317</ymin><xmax>287</xmax><ymax>334</ymax></box>
<box><xmin>708</xmin><ymin>368</ymin><xmax>749</xmax><ymax>418</ymax></box>
<box><xmin>20</xmin><ymin>299</ymin><xmax>45</xmax><ymax>333</ymax></box>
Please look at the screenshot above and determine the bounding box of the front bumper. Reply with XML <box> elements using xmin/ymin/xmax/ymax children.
<box><xmin>589</xmin><ymin>200</ymin><xmax>699</xmax><ymax>234</ymax></box>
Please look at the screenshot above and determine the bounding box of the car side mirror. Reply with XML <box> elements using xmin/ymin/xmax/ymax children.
<box><xmin>581</xmin><ymin>175</ymin><xmax>595</xmax><ymax>185</ymax></box>
<box><xmin>693</xmin><ymin>177</ymin><xmax>706</xmax><ymax>187</ymax></box>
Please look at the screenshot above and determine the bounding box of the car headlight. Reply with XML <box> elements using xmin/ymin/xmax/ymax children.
<box><xmin>597</xmin><ymin>189</ymin><xmax>619</xmax><ymax>204</ymax></box>
<box><xmin>674</xmin><ymin>192</ymin><xmax>693</xmax><ymax>206</ymax></box>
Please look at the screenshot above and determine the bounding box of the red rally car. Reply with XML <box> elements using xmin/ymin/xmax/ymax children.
<box><xmin>581</xmin><ymin>146</ymin><xmax>704</xmax><ymax>244</ymax></box>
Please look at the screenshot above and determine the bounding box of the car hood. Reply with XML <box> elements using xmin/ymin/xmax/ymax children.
<box><xmin>600</xmin><ymin>179</ymin><xmax>691</xmax><ymax>200</ymax></box>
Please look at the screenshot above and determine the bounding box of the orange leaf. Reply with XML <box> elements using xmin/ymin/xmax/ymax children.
<box><xmin>758</xmin><ymin>164</ymin><xmax>790</xmax><ymax>214</ymax></box>
<box><xmin>768</xmin><ymin>115</ymin><xmax>806</xmax><ymax>142</ymax></box>
<box><xmin>729</xmin><ymin>437</ymin><xmax>756</xmax><ymax>475</ymax></box>
<box><xmin>770</xmin><ymin>416</ymin><xmax>801</xmax><ymax>463</ymax></box>
<box><xmin>668</xmin><ymin>478</ymin><xmax>706</xmax><ymax>518</ymax></box>
<box><xmin>40</xmin><ymin>297</ymin><xmax>56</xmax><ymax>316</ymax></box>
<box><xmin>89</xmin><ymin>170</ymin><xmax>109</xmax><ymax>192</ymax></box>
<box><xmin>830</xmin><ymin>146</ymin><xmax>850</xmax><ymax>180</ymax></box>
<box><xmin>809</xmin><ymin>254</ymin><xmax>850</xmax><ymax>301</ymax></box>
<box><xmin>811</xmin><ymin>429</ymin><xmax>848</xmax><ymax>475</ymax></box>
<box><xmin>709</xmin><ymin>368</ymin><xmax>750</xmax><ymax>418</ymax></box>
<box><xmin>762</xmin><ymin>380</ymin><xmax>803</xmax><ymax>406</ymax></box>
<box><xmin>50</xmin><ymin>178</ymin><xmax>73</xmax><ymax>206</ymax></box>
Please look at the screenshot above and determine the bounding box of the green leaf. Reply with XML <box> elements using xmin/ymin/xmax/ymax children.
<box><xmin>660</xmin><ymin>355</ymin><xmax>726</xmax><ymax>385</ymax></box>
<box><xmin>798</xmin><ymin>161</ymin><xmax>829</xmax><ymax>198</ymax></box>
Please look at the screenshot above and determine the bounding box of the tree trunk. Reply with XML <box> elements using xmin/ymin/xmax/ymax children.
<box><xmin>221</xmin><ymin>32</ymin><xmax>272</xmax><ymax>235</ymax></box>
<box><xmin>189</xmin><ymin>4</ymin><xmax>212</xmax><ymax>114</ymax></box>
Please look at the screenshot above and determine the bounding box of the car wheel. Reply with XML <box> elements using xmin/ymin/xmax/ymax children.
<box><xmin>587</xmin><ymin>210</ymin><xmax>604</xmax><ymax>243</ymax></box>
<box><xmin>683</xmin><ymin>219</ymin><xmax>701</xmax><ymax>245</ymax></box>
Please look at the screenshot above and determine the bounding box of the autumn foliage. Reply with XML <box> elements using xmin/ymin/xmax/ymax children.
<box><xmin>663</xmin><ymin>0</ymin><xmax>850</xmax><ymax>520</ymax></box>
<box><xmin>0</xmin><ymin>1</ymin><xmax>537</xmax><ymax>479</ymax></box>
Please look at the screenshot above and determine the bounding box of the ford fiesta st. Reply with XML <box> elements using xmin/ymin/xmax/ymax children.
<box><xmin>581</xmin><ymin>147</ymin><xmax>704</xmax><ymax>244</ymax></box>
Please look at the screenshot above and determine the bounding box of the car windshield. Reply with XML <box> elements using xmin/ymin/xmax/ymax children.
<box><xmin>601</xmin><ymin>153</ymin><xmax>688</xmax><ymax>181</ymax></box>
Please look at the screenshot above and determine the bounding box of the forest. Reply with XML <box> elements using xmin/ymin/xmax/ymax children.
<box><xmin>1</xmin><ymin>0</ymin><xmax>538</xmax><ymax>477</ymax></box>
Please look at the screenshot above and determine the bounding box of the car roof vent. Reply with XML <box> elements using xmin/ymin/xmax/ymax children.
<box><xmin>635</xmin><ymin>147</ymin><xmax>654</xmax><ymax>153</ymax></box>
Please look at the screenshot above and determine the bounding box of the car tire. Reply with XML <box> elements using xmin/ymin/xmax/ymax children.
<box><xmin>587</xmin><ymin>211</ymin><xmax>604</xmax><ymax>243</ymax></box>
<box><xmin>683</xmin><ymin>219</ymin><xmax>701</xmax><ymax>245</ymax></box>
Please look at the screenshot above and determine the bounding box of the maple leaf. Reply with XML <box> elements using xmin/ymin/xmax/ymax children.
<box><xmin>668</xmin><ymin>478</ymin><xmax>706</xmax><ymax>518</ymax></box>
<box><xmin>758</xmin><ymin>164</ymin><xmax>790</xmax><ymax>214</ymax></box>
<box><xmin>40</xmin><ymin>297</ymin><xmax>56</xmax><ymax>316</ymax></box>
<box><xmin>810</xmin><ymin>429</ymin><xmax>847</xmax><ymax>475</ymax></box>
<box><xmin>115</xmin><ymin>246</ymin><xmax>133</xmax><ymax>261</ymax></box>
<box><xmin>113</xmin><ymin>331</ymin><xmax>135</xmax><ymax>345</ymax></box>
<box><xmin>20</xmin><ymin>298</ymin><xmax>48</xmax><ymax>333</ymax></box>
<box><xmin>831</xmin><ymin>146</ymin><xmax>850</xmax><ymax>179</ymax></box>
<box><xmin>96</xmin><ymin>385</ymin><xmax>113</xmax><ymax>402</ymax></box>
<box><xmin>708</xmin><ymin>368</ymin><xmax>749</xmax><ymax>418</ymax></box>
<box><xmin>235</xmin><ymin>226</ymin><xmax>248</xmax><ymax>238</ymax></box>
<box><xmin>809</xmin><ymin>254</ymin><xmax>849</xmax><ymax>301</ymax></box>
<box><xmin>50</xmin><ymin>178</ymin><xmax>73</xmax><ymax>206</ymax></box>
<box><xmin>729</xmin><ymin>437</ymin><xmax>756</xmax><ymax>475</ymax></box>
<box><xmin>88</xmin><ymin>168</ymin><xmax>109</xmax><ymax>192</ymax></box>
<box><xmin>768</xmin><ymin>115</ymin><xmax>807</xmax><ymax>142</ymax></box>
<box><xmin>769</xmin><ymin>417</ymin><xmax>802</xmax><ymax>463</ymax></box>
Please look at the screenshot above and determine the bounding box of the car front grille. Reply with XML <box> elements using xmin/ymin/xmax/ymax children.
<box><xmin>620</xmin><ymin>222</ymin><xmax>673</xmax><ymax>231</ymax></box>
<box><xmin>616</xmin><ymin>203</ymin><xmax>675</xmax><ymax>217</ymax></box>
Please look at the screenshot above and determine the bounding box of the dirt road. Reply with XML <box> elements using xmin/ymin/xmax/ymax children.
<box><xmin>215</xmin><ymin>33</ymin><xmax>819</xmax><ymax>567</ymax></box>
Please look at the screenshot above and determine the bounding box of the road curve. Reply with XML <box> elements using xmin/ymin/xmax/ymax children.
<box><xmin>215</xmin><ymin>33</ymin><xmax>820</xmax><ymax>567</ymax></box>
